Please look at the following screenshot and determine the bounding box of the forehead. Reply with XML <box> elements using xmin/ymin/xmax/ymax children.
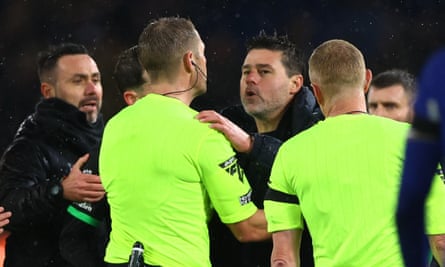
<box><xmin>198</xmin><ymin>40</ymin><xmax>205</xmax><ymax>52</ymax></box>
<box><xmin>368</xmin><ymin>84</ymin><xmax>408</xmax><ymax>102</ymax></box>
<box><xmin>194</xmin><ymin>30</ymin><xmax>205</xmax><ymax>50</ymax></box>
<box><xmin>243</xmin><ymin>49</ymin><xmax>283</xmax><ymax>67</ymax></box>
<box><xmin>56</xmin><ymin>54</ymin><xmax>99</xmax><ymax>76</ymax></box>
<box><xmin>198</xmin><ymin>43</ymin><xmax>206</xmax><ymax>58</ymax></box>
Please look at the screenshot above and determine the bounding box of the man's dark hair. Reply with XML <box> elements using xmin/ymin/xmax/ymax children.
<box><xmin>246</xmin><ymin>31</ymin><xmax>305</xmax><ymax>77</ymax></box>
<box><xmin>37</xmin><ymin>43</ymin><xmax>89</xmax><ymax>84</ymax></box>
<box><xmin>113</xmin><ymin>46</ymin><xmax>146</xmax><ymax>95</ymax></box>
<box><xmin>370</xmin><ymin>69</ymin><xmax>417</xmax><ymax>101</ymax></box>
<box><xmin>138</xmin><ymin>17</ymin><xmax>199</xmax><ymax>82</ymax></box>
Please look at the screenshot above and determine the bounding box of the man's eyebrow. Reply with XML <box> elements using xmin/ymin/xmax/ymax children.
<box><xmin>381</xmin><ymin>101</ymin><xmax>398</xmax><ymax>105</ymax></box>
<box><xmin>242</xmin><ymin>63</ymin><xmax>272</xmax><ymax>69</ymax></box>
<box><xmin>71</xmin><ymin>73</ymin><xmax>88</xmax><ymax>79</ymax></box>
<box><xmin>71</xmin><ymin>72</ymin><xmax>101</xmax><ymax>78</ymax></box>
<box><xmin>255</xmin><ymin>64</ymin><xmax>272</xmax><ymax>68</ymax></box>
<box><xmin>92</xmin><ymin>72</ymin><xmax>101</xmax><ymax>78</ymax></box>
<box><xmin>241</xmin><ymin>64</ymin><xmax>251</xmax><ymax>70</ymax></box>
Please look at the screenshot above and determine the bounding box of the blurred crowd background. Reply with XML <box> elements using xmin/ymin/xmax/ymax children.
<box><xmin>1</xmin><ymin>0</ymin><xmax>445</xmax><ymax>152</ymax></box>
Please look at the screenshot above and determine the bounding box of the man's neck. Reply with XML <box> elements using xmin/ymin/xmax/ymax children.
<box><xmin>255</xmin><ymin>119</ymin><xmax>279</xmax><ymax>134</ymax></box>
<box><xmin>254</xmin><ymin>109</ymin><xmax>288</xmax><ymax>134</ymax></box>
<box><xmin>323</xmin><ymin>97</ymin><xmax>367</xmax><ymax>117</ymax></box>
<box><xmin>149</xmin><ymin>82</ymin><xmax>194</xmax><ymax>106</ymax></box>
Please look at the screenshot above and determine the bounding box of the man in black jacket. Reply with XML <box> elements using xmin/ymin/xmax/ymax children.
<box><xmin>0</xmin><ymin>43</ymin><xmax>107</xmax><ymax>267</ymax></box>
<box><xmin>197</xmin><ymin>32</ymin><xmax>323</xmax><ymax>267</ymax></box>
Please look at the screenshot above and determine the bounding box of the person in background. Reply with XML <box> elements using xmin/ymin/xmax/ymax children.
<box><xmin>397</xmin><ymin>48</ymin><xmax>445</xmax><ymax>267</ymax></box>
<box><xmin>113</xmin><ymin>45</ymin><xmax>150</xmax><ymax>106</ymax></box>
<box><xmin>368</xmin><ymin>69</ymin><xmax>445</xmax><ymax>267</ymax></box>
<box><xmin>367</xmin><ymin>69</ymin><xmax>416</xmax><ymax>123</ymax></box>
<box><xmin>99</xmin><ymin>17</ymin><xmax>270</xmax><ymax>267</ymax></box>
<box><xmin>197</xmin><ymin>32</ymin><xmax>322</xmax><ymax>267</ymax></box>
<box><xmin>0</xmin><ymin>43</ymin><xmax>107</xmax><ymax>267</ymax></box>
<box><xmin>264</xmin><ymin>39</ymin><xmax>445</xmax><ymax>266</ymax></box>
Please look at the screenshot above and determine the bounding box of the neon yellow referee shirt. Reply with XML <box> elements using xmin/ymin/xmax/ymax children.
<box><xmin>265</xmin><ymin>114</ymin><xmax>445</xmax><ymax>266</ymax></box>
<box><xmin>100</xmin><ymin>94</ymin><xmax>257</xmax><ymax>266</ymax></box>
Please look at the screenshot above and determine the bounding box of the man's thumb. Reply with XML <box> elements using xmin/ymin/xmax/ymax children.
<box><xmin>72</xmin><ymin>153</ymin><xmax>90</xmax><ymax>169</ymax></box>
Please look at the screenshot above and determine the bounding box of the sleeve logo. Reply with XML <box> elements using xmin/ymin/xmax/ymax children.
<box><xmin>219</xmin><ymin>156</ymin><xmax>245</xmax><ymax>182</ymax></box>
<box><xmin>239</xmin><ymin>190</ymin><xmax>252</xmax><ymax>205</ymax></box>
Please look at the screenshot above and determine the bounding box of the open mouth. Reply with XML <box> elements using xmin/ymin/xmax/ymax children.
<box><xmin>246</xmin><ymin>91</ymin><xmax>256</xmax><ymax>97</ymax></box>
<box><xmin>80</xmin><ymin>100</ymin><xmax>97</xmax><ymax>112</ymax></box>
<box><xmin>245</xmin><ymin>87</ymin><xmax>258</xmax><ymax>98</ymax></box>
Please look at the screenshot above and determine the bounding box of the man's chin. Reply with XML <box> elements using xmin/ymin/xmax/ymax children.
<box><xmin>243</xmin><ymin>106</ymin><xmax>263</xmax><ymax>118</ymax></box>
<box><xmin>79</xmin><ymin>105</ymin><xmax>101</xmax><ymax>123</ymax></box>
<box><xmin>82</xmin><ymin>111</ymin><xmax>98</xmax><ymax>123</ymax></box>
<box><xmin>86</xmin><ymin>114</ymin><xmax>98</xmax><ymax>123</ymax></box>
<box><xmin>241</xmin><ymin>102</ymin><xmax>257</xmax><ymax>113</ymax></box>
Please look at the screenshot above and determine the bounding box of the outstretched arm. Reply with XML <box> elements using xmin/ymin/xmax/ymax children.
<box><xmin>196</xmin><ymin>109</ymin><xmax>282</xmax><ymax>176</ymax></box>
<box><xmin>196</xmin><ymin>110</ymin><xmax>253</xmax><ymax>153</ymax></box>
<box><xmin>197</xmin><ymin>110</ymin><xmax>283</xmax><ymax>207</ymax></box>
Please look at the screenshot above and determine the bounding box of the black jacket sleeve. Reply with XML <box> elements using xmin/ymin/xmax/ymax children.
<box><xmin>0</xmin><ymin>139</ymin><xmax>69</xmax><ymax>232</ymax></box>
<box><xmin>236</xmin><ymin>134</ymin><xmax>283</xmax><ymax>208</ymax></box>
<box><xmin>237</xmin><ymin>133</ymin><xmax>282</xmax><ymax>172</ymax></box>
<box><xmin>60</xmin><ymin>198</ymin><xmax>109</xmax><ymax>267</ymax></box>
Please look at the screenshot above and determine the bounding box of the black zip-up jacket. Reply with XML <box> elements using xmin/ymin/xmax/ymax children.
<box><xmin>209</xmin><ymin>86</ymin><xmax>324</xmax><ymax>267</ymax></box>
<box><xmin>0</xmin><ymin>98</ymin><xmax>107</xmax><ymax>267</ymax></box>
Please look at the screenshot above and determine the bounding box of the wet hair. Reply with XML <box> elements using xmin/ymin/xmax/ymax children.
<box><xmin>370</xmin><ymin>69</ymin><xmax>416</xmax><ymax>102</ymax></box>
<box><xmin>113</xmin><ymin>45</ymin><xmax>146</xmax><ymax>95</ymax></box>
<box><xmin>246</xmin><ymin>31</ymin><xmax>305</xmax><ymax>77</ymax></box>
<box><xmin>37</xmin><ymin>43</ymin><xmax>89</xmax><ymax>84</ymax></box>
<box><xmin>138</xmin><ymin>17</ymin><xmax>200</xmax><ymax>82</ymax></box>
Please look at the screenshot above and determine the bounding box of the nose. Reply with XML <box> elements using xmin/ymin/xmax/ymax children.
<box><xmin>245</xmin><ymin>71</ymin><xmax>259</xmax><ymax>85</ymax></box>
<box><xmin>84</xmin><ymin>80</ymin><xmax>97</xmax><ymax>95</ymax></box>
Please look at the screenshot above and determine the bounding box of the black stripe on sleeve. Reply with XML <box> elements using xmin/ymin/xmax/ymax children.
<box><xmin>264</xmin><ymin>188</ymin><xmax>299</xmax><ymax>204</ymax></box>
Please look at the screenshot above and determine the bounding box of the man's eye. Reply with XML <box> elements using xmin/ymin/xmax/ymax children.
<box><xmin>259</xmin><ymin>70</ymin><xmax>270</xmax><ymax>75</ymax></box>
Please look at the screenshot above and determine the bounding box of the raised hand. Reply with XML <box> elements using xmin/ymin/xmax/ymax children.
<box><xmin>196</xmin><ymin>110</ymin><xmax>253</xmax><ymax>153</ymax></box>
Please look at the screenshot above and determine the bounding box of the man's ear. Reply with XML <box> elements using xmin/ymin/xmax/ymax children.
<box><xmin>123</xmin><ymin>90</ymin><xmax>139</xmax><ymax>106</ymax></box>
<box><xmin>311</xmin><ymin>83</ymin><xmax>323</xmax><ymax>106</ymax></box>
<box><xmin>289</xmin><ymin>74</ymin><xmax>304</xmax><ymax>95</ymax></box>
<box><xmin>183</xmin><ymin>51</ymin><xmax>194</xmax><ymax>73</ymax></box>
<box><xmin>364</xmin><ymin>69</ymin><xmax>373</xmax><ymax>94</ymax></box>
<box><xmin>40</xmin><ymin>82</ymin><xmax>55</xmax><ymax>99</ymax></box>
